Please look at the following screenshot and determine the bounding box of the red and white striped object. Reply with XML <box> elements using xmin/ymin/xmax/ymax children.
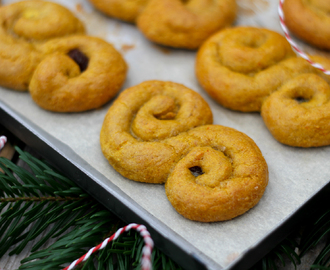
<box><xmin>0</xmin><ymin>136</ymin><xmax>7</xmax><ymax>151</ymax></box>
<box><xmin>278</xmin><ymin>0</ymin><xmax>330</xmax><ymax>75</ymax></box>
<box><xmin>63</xmin><ymin>223</ymin><xmax>154</xmax><ymax>270</ymax></box>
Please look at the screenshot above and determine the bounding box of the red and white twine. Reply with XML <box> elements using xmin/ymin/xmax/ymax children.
<box><xmin>0</xmin><ymin>136</ymin><xmax>7</xmax><ymax>151</ymax></box>
<box><xmin>278</xmin><ymin>0</ymin><xmax>330</xmax><ymax>75</ymax></box>
<box><xmin>63</xmin><ymin>223</ymin><xmax>154</xmax><ymax>270</ymax></box>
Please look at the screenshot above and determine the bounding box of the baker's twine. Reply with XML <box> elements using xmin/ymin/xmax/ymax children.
<box><xmin>63</xmin><ymin>223</ymin><xmax>154</xmax><ymax>270</ymax></box>
<box><xmin>0</xmin><ymin>136</ymin><xmax>7</xmax><ymax>151</ymax></box>
<box><xmin>278</xmin><ymin>0</ymin><xmax>330</xmax><ymax>75</ymax></box>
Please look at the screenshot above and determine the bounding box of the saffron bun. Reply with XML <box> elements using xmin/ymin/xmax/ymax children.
<box><xmin>196</xmin><ymin>26</ymin><xmax>297</xmax><ymax>112</ymax></box>
<box><xmin>282</xmin><ymin>0</ymin><xmax>330</xmax><ymax>50</ymax></box>
<box><xmin>261</xmin><ymin>74</ymin><xmax>330</xmax><ymax>147</ymax></box>
<box><xmin>0</xmin><ymin>0</ymin><xmax>85</xmax><ymax>91</ymax></box>
<box><xmin>29</xmin><ymin>35</ymin><xmax>127</xmax><ymax>112</ymax></box>
<box><xmin>88</xmin><ymin>0</ymin><xmax>149</xmax><ymax>23</ymax></box>
<box><xmin>165</xmin><ymin>125</ymin><xmax>268</xmax><ymax>222</ymax></box>
<box><xmin>100</xmin><ymin>80</ymin><xmax>213</xmax><ymax>184</ymax></box>
<box><xmin>100</xmin><ymin>80</ymin><xmax>268</xmax><ymax>222</ymax></box>
<box><xmin>88</xmin><ymin>0</ymin><xmax>237</xmax><ymax>49</ymax></box>
<box><xmin>0</xmin><ymin>1</ymin><xmax>128</xmax><ymax>112</ymax></box>
<box><xmin>136</xmin><ymin>0</ymin><xmax>237</xmax><ymax>49</ymax></box>
<box><xmin>196</xmin><ymin>26</ymin><xmax>330</xmax><ymax>147</ymax></box>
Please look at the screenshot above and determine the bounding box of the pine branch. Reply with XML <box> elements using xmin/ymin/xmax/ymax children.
<box><xmin>299</xmin><ymin>210</ymin><xmax>330</xmax><ymax>258</ymax></box>
<box><xmin>250</xmin><ymin>207</ymin><xmax>330</xmax><ymax>270</ymax></box>
<box><xmin>0</xmin><ymin>196</ymin><xmax>81</xmax><ymax>202</ymax></box>
<box><xmin>299</xmin><ymin>209</ymin><xmax>330</xmax><ymax>269</ymax></box>
<box><xmin>0</xmin><ymin>147</ymin><xmax>91</xmax><ymax>258</ymax></box>
<box><xmin>0</xmin><ymin>146</ymin><xmax>182</xmax><ymax>270</ymax></box>
<box><xmin>249</xmin><ymin>237</ymin><xmax>301</xmax><ymax>270</ymax></box>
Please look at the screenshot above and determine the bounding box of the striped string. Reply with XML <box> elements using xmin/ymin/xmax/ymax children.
<box><xmin>63</xmin><ymin>223</ymin><xmax>154</xmax><ymax>270</ymax></box>
<box><xmin>278</xmin><ymin>0</ymin><xmax>330</xmax><ymax>75</ymax></box>
<box><xmin>0</xmin><ymin>136</ymin><xmax>7</xmax><ymax>151</ymax></box>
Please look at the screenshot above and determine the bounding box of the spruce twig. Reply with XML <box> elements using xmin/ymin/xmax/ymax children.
<box><xmin>0</xmin><ymin>146</ymin><xmax>182</xmax><ymax>270</ymax></box>
<box><xmin>250</xmin><ymin>237</ymin><xmax>300</xmax><ymax>270</ymax></box>
<box><xmin>300</xmin><ymin>209</ymin><xmax>330</xmax><ymax>269</ymax></box>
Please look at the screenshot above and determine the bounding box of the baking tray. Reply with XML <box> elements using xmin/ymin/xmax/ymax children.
<box><xmin>1</xmin><ymin>0</ymin><xmax>330</xmax><ymax>269</ymax></box>
<box><xmin>1</xmin><ymin>101</ymin><xmax>330</xmax><ymax>270</ymax></box>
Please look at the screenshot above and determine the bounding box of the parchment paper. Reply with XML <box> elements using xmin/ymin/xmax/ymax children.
<box><xmin>1</xmin><ymin>0</ymin><xmax>330</xmax><ymax>269</ymax></box>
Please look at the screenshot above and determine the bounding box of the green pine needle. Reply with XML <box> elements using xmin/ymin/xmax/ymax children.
<box><xmin>0</xmin><ymin>146</ymin><xmax>182</xmax><ymax>270</ymax></box>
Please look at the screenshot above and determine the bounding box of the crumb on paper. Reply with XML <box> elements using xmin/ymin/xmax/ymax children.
<box><xmin>226</xmin><ymin>252</ymin><xmax>240</xmax><ymax>265</ymax></box>
<box><xmin>121</xmin><ymin>44</ymin><xmax>136</xmax><ymax>53</ymax></box>
<box><xmin>76</xmin><ymin>3</ymin><xmax>84</xmax><ymax>12</ymax></box>
<box><xmin>112</xmin><ymin>22</ymin><xmax>122</xmax><ymax>36</ymax></box>
<box><xmin>152</xmin><ymin>44</ymin><xmax>171</xmax><ymax>55</ymax></box>
<box><xmin>237</xmin><ymin>0</ymin><xmax>269</xmax><ymax>16</ymax></box>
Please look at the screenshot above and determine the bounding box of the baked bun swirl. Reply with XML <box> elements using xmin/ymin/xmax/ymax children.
<box><xmin>196</xmin><ymin>26</ymin><xmax>330</xmax><ymax>147</ymax></box>
<box><xmin>88</xmin><ymin>0</ymin><xmax>149</xmax><ymax>23</ymax></box>
<box><xmin>0</xmin><ymin>0</ymin><xmax>85</xmax><ymax>91</ymax></box>
<box><xmin>100</xmin><ymin>80</ymin><xmax>268</xmax><ymax>221</ymax></box>
<box><xmin>196</xmin><ymin>27</ymin><xmax>330</xmax><ymax>112</ymax></box>
<box><xmin>196</xmin><ymin>26</ymin><xmax>302</xmax><ymax>112</ymax></box>
<box><xmin>100</xmin><ymin>80</ymin><xmax>213</xmax><ymax>183</ymax></box>
<box><xmin>136</xmin><ymin>0</ymin><xmax>237</xmax><ymax>49</ymax></box>
<box><xmin>283</xmin><ymin>0</ymin><xmax>330</xmax><ymax>50</ymax></box>
<box><xmin>165</xmin><ymin>125</ymin><xmax>268</xmax><ymax>222</ymax></box>
<box><xmin>88</xmin><ymin>0</ymin><xmax>236</xmax><ymax>49</ymax></box>
<box><xmin>261</xmin><ymin>74</ymin><xmax>330</xmax><ymax>147</ymax></box>
<box><xmin>29</xmin><ymin>35</ymin><xmax>127</xmax><ymax>112</ymax></box>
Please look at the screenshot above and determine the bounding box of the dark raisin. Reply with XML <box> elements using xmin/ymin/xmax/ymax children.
<box><xmin>295</xmin><ymin>97</ymin><xmax>308</xmax><ymax>103</ymax></box>
<box><xmin>189</xmin><ymin>166</ymin><xmax>204</xmax><ymax>177</ymax></box>
<box><xmin>68</xmin><ymin>49</ymin><xmax>89</xmax><ymax>72</ymax></box>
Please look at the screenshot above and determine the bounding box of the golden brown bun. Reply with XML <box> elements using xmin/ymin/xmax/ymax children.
<box><xmin>100</xmin><ymin>80</ymin><xmax>213</xmax><ymax>184</ymax></box>
<box><xmin>136</xmin><ymin>0</ymin><xmax>237</xmax><ymax>49</ymax></box>
<box><xmin>88</xmin><ymin>0</ymin><xmax>149</xmax><ymax>23</ymax></box>
<box><xmin>165</xmin><ymin>125</ymin><xmax>268</xmax><ymax>222</ymax></box>
<box><xmin>29</xmin><ymin>35</ymin><xmax>127</xmax><ymax>112</ymax></box>
<box><xmin>283</xmin><ymin>0</ymin><xmax>330</xmax><ymax>50</ymax></box>
<box><xmin>0</xmin><ymin>0</ymin><xmax>85</xmax><ymax>91</ymax></box>
<box><xmin>0</xmin><ymin>1</ymin><xmax>127</xmax><ymax>112</ymax></box>
<box><xmin>196</xmin><ymin>27</ymin><xmax>330</xmax><ymax>112</ymax></box>
<box><xmin>100</xmin><ymin>80</ymin><xmax>268</xmax><ymax>221</ymax></box>
<box><xmin>196</xmin><ymin>27</ymin><xmax>298</xmax><ymax>112</ymax></box>
<box><xmin>261</xmin><ymin>74</ymin><xmax>330</xmax><ymax>147</ymax></box>
<box><xmin>196</xmin><ymin>26</ymin><xmax>330</xmax><ymax>147</ymax></box>
<box><xmin>88</xmin><ymin>0</ymin><xmax>236</xmax><ymax>49</ymax></box>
